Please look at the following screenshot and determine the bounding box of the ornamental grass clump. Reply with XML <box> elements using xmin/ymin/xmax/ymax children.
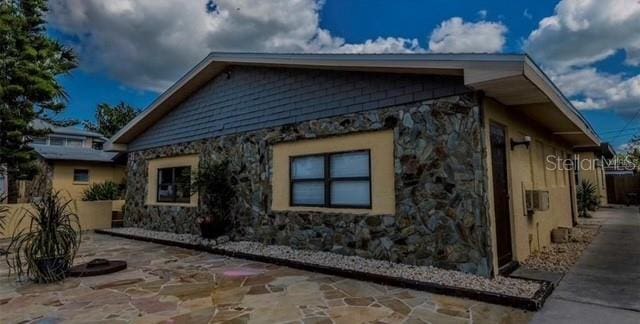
<box><xmin>6</xmin><ymin>190</ymin><xmax>81</xmax><ymax>283</ymax></box>
<box><xmin>577</xmin><ymin>180</ymin><xmax>599</xmax><ymax>218</ymax></box>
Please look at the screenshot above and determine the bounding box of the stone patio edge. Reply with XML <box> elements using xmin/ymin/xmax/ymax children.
<box><xmin>94</xmin><ymin>229</ymin><xmax>554</xmax><ymax>311</ymax></box>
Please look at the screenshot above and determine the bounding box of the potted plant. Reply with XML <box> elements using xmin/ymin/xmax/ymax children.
<box><xmin>192</xmin><ymin>159</ymin><xmax>235</xmax><ymax>239</ymax></box>
<box><xmin>6</xmin><ymin>190</ymin><xmax>81</xmax><ymax>283</ymax></box>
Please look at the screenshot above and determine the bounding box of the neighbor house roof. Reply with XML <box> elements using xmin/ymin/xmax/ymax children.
<box><xmin>108</xmin><ymin>52</ymin><xmax>600</xmax><ymax>150</ymax></box>
<box><xmin>32</xmin><ymin>119</ymin><xmax>108</xmax><ymax>141</ymax></box>
<box><xmin>32</xmin><ymin>144</ymin><xmax>120</xmax><ymax>163</ymax></box>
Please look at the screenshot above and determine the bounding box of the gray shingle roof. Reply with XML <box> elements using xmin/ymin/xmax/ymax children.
<box><xmin>32</xmin><ymin>144</ymin><xmax>120</xmax><ymax>162</ymax></box>
<box><xmin>31</xmin><ymin>119</ymin><xmax>108</xmax><ymax>140</ymax></box>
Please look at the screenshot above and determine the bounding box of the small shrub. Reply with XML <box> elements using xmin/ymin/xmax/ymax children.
<box><xmin>191</xmin><ymin>159</ymin><xmax>235</xmax><ymax>238</ymax></box>
<box><xmin>82</xmin><ymin>181</ymin><xmax>123</xmax><ymax>201</ymax></box>
<box><xmin>577</xmin><ymin>180</ymin><xmax>599</xmax><ymax>218</ymax></box>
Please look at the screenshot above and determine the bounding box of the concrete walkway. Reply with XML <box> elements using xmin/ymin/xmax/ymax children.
<box><xmin>532</xmin><ymin>206</ymin><xmax>640</xmax><ymax>324</ymax></box>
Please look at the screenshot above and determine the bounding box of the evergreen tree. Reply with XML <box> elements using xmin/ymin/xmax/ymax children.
<box><xmin>0</xmin><ymin>0</ymin><xmax>77</xmax><ymax>202</ymax></box>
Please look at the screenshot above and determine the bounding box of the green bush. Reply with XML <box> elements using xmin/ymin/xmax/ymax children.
<box><xmin>191</xmin><ymin>159</ymin><xmax>235</xmax><ymax>238</ymax></box>
<box><xmin>82</xmin><ymin>181</ymin><xmax>123</xmax><ymax>201</ymax></box>
<box><xmin>577</xmin><ymin>180</ymin><xmax>599</xmax><ymax>218</ymax></box>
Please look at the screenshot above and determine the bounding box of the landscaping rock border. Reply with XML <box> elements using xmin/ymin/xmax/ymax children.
<box><xmin>96</xmin><ymin>227</ymin><xmax>554</xmax><ymax>311</ymax></box>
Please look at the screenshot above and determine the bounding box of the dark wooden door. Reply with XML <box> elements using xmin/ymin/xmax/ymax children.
<box><xmin>490</xmin><ymin>123</ymin><xmax>513</xmax><ymax>268</ymax></box>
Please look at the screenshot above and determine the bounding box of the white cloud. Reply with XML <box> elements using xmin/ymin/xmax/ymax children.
<box><xmin>428</xmin><ymin>17</ymin><xmax>507</xmax><ymax>53</ymax></box>
<box><xmin>523</xmin><ymin>9</ymin><xmax>533</xmax><ymax>20</ymax></box>
<box><xmin>48</xmin><ymin>1</ymin><xmax>509</xmax><ymax>92</ymax></box>
<box><xmin>549</xmin><ymin>67</ymin><xmax>640</xmax><ymax>116</ymax></box>
<box><xmin>523</xmin><ymin>0</ymin><xmax>640</xmax><ymax>117</ymax></box>
<box><xmin>525</xmin><ymin>0</ymin><xmax>640</xmax><ymax>69</ymax></box>
<box><xmin>48</xmin><ymin>0</ymin><xmax>424</xmax><ymax>92</ymax></box>
<box><xmin>477</xmin><ymin>10</ymin><xmax>488</xmax><ymax>19</ymax></box>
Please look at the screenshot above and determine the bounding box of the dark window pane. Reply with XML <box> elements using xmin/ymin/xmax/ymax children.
<box><xmin>49</xmin><ymin>137</ymin><xmax>64</xmax><ymax>146</ymax></box>
<box><xmin>158</xmin><ymin>168</ymin><xmax>174</xmax><ymax>184</ymax></box>
<box><xmin>292</xmin><ymin>181</ymin><xmax>325</xmax><ymax>205</ymax></box>
<box><xmin>158</xmin><ymin>184</ymin><xmax>174</xmax><ymax>202</ymax></box>
<box><xmin>330</xmin><ymin>180</ymin><xmax>370</xmax><ymax>206</ymax></box>
<box><xmin>157</xmin><ymin>166</ymin><xmax>191</xmax><ymax>203</ymax></box>
<box><xmin>330</xmin><ymin>151</ymin><xmax>369</xmax><ymax>178</ymax></box>
<box><xmin>66</xmin><ymin>138</ymin><xmax>83</xmax><ymax>147</ymax></box>
<box><xmin>292</xmin><ymin>156</ymin><xmax>324</xmax><ymax>179</ymax></box>
<box><xmin>73</xmin><ymin>169</ymin><xmax>89</xmax><ymax>182</ymax></box>
<box><xmin>32</xmin><ymin>137</ymin><xmax>46</xmax><ymax>144</ymax></box>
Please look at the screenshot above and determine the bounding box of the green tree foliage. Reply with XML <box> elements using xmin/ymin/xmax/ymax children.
<box><xmin>82</xmin><ymin>181</ymin><xmax>123</xmax><ymax>201</ymax></box>
<box><xmin>0</xmin><ymin>0</ymin><xmax>77</xmax><ymax>200</ymax></box>
<box><xmin>83</xmin><ymin>102</ymin><xmax>141</xmax><ymax>138</ymax></box>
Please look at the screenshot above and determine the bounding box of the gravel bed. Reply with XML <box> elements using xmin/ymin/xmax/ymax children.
<box><xmin>521</xmin><ymin>225</ymin><xmax>600</xmax><ymax>273</ymax></box>
<box><xmin>100</xmin><ymin>227</ymin><xmax>541</xmax><ymax>298</ymax></box>
<box><xmin>103</xmin><ymin>227</ymin><xmax>229</xmax><ymax>247</ymax></box>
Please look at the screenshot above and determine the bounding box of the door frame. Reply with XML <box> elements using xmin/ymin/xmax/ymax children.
<box><xmin>488</xmin><ymin>120</ymin><xmax>516</xmax><ymax>273</ymax></box>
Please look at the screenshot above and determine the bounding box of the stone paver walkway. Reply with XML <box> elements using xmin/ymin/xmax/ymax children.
<box><xmin>532</xmin><ymin>206</ymin><xmax>640</xmax><ymax>324</ymax></box>
<box><xmin>0</xmin><ymin>233</ymin><xmax>531</xmax><ymax>323</ymax></box>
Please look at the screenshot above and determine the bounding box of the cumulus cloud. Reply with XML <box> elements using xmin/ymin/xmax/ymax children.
<box><xmin>549</xmin><ymin>67</ymin><xmax>640</xmax><ymax>116</ymax></box>
<box><xmin>524</xmin><ymin>0</ymin><xmax>640</xmax><ymax>116</ymax></box>
<box><xmin>525</xmin><ymin>0</ymin><xmax>640</xmax><ymax>69</ymax></box>
<box><xmin>428</xmin><ymin>17</ymin><xmax>507</xmax><ymax>53</ymax></box>
<box><xmin>48</xmin><ymin>0</ymin><xmax>424</xmax><ymax>92</ymax></box>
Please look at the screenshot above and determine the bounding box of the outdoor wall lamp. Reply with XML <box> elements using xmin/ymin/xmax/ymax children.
<box><xmin>511</xmin><ymin>136</ymin><xmax>532</xmax><ymax>150</ymax></box>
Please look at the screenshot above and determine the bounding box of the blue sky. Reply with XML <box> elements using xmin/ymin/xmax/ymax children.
<box><xmin>48</xmin><ymin>0</ymin><xmax>640</xmax><ymax>149</ymax></box>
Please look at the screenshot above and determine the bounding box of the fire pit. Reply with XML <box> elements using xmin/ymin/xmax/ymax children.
<box><xmin>68</xmin><ymin>258</ymin><xmax>127</xmax><ymax>277</ymax></box>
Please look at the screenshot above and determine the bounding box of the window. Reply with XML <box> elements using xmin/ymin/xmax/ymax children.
<box><xmin>49</xmin><ymin>137</ymin><xmax>65</xmax><ymax>146</ymax></box>
<box><xmin>291</xmin><ymin>150</ymin><xmax>371</xmax><ymax>208</ymax></box>
<box><xmin>73</xmin><ymin>169</ymin><xmax>89</xmax><ymax>183</ymax></box>
<box><xmin>31</xmin><ymin>137</ymin><xmax>47</xmax><ymax>144</ymax></box>
<box><xmin>157</xmin><ymin>166</ymin><xmax>191</xmax><ymax>203</ymax></box>
<box><xmin>66</xmin><ymin>138</ymin><xmax>83</xmax><ymax>147</ymax></box>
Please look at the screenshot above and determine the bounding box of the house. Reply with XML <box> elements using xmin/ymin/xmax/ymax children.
<box><xmin>9</xmin><ymin>119</ymin><xmax>126</xmax><ymax>202</ymax></box>
<box><xmin>108</xmin><ymin>53</ymin><xmax>602</xmax><ymax>277</ymax></box>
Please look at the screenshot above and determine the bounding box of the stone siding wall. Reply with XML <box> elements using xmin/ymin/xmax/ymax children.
<box><xmin>124</xmin><ymin>94</ymin><xmax>493</xmax><ymax>276</ymax></box>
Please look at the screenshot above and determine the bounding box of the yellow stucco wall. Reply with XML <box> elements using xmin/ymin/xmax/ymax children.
<box><xmin>576</xmin><ymin>151</ymin><xmax>608</xmax><ymax>205</ymax></box>
<box><xmin>484</xmin><ymin>98</ymin><xmax>575</xmax><ymax>270</ymax></box>
<box><xmin>0</xmin><ymin>200</ymin><xmax>121</xmax><ymax>239</ymax></box>
<box><xmin>272</xmin><ymin>130</ymin><xmax>396</xmax><ymax>215</ymax></box>
<box><xmin>146</xmin><ymin>154</ymin><xmax>199</xmax><ymax>207</ymax></box>
<box><xmin>51</xmin><ymin>162</ymin><xmax>125</xmax><ymax>200</ymax></box>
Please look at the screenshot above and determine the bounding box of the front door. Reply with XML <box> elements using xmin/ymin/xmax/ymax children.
<box><xmin>490</xmin><ymin>123</ymin><xmax>513</xmax><ymax>268</ymax></box>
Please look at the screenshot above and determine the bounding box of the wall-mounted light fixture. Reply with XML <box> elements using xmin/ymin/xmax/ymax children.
<box><xmin>511</xmin><ymin>136</ymin><xmax>532</xmax><ymax>150</ymax></box>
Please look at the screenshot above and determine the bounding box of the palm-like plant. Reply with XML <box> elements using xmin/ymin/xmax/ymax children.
<box><xmin>82</xmin><ymin>181</ymin><xmax>123</xmax><ymax>201</ymax></box>
<box><xmin>6</xmin><ymin>190</ymin><xmax>81</xmax><ymax>283</ymax></box>
<box><xmin>577</xmin><ymin>180</ymin><xmax>599</xmax><ymax>218</ymax></box>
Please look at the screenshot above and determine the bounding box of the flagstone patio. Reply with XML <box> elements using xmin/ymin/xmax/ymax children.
<box><xmin>0</xmin><ymin>233</ymin><xmax>532</xmax><ymax>323</ymax></box>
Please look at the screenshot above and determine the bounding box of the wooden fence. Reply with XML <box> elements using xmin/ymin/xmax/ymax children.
<box><xmin>606</xmin><ymin>174</ymin><xmax>640</xmax><ymax>205</ymax></box>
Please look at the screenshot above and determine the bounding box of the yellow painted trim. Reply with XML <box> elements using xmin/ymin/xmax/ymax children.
<box><xmin>146</xmin><ymin>154</ymin><xmax>199</xmax><ymax>207</ymax></box>
<box><xmin>272</xmin><ymin>130</ymin><xmax>395</xmax><ymax>215</ymax></box>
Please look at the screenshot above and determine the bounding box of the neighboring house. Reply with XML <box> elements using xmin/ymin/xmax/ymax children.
<box><xmin>108</xmin><ymin>53</ymin><xmax>603</xmax><ymax>277</ymax></box>
<box><xmin>12</xmin><ymin>119</ymin><xmax>126</xmax><ymax>202</ymax></box>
